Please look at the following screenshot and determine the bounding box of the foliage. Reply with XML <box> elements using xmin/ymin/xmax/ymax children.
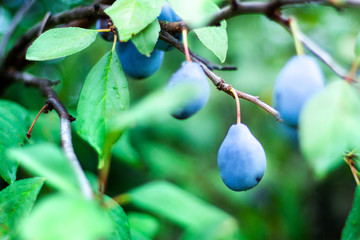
<box><xmin>0</xmin><ymin>100</ymin><xmax>30</xmax><ymax>183</ymax></box>
<box><xmin>1</xmin><ymin>0</ymin><xmax>360</xmax><ymax>239</ymax></box>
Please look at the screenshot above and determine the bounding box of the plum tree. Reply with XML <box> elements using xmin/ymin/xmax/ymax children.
<box><xmin>166</xmin><ymin>61</ymin><xmax>209</xmax><ymax>119</ymax></box>
<box><xmin>217</xmin><ymin>123</ymin><xmax>266</xmax><ymax>191</ymax></box>
<box><xmin>116</xmin><ymin>40</ymin><xmax>164</xmax><ymax>79</ymax></box>
<box><xmin>2</xmin><ymin>1</ymin><xmax>360</xmax><ymax>239</ymax></box>
<box><xmin>155</xmin><ymin>2</ymin><xmax>183</xmax><ymax>51</ymax></box>
<box><xmin>273</xmin><ymin>55</ymin><xmax>326</xmax><ymax>128</ymax></box>
<box><xmin>95</xmin><ymin>18</ymin><xmax>114</xmax><ymax>42</ymax></box>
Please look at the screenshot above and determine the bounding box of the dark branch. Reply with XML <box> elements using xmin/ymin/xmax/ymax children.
<box><xmin>2</xmin><ymin>4</ymin><xmax>109</xmax><ymax>72</ymax></box>
<box><xmin>268</xmin><ymin>13</ymin><xmax>353</xmax><ymax>80</ymax></box>
<box><xmin>1</xmin><ymin>0</ymin><xmax>359</xmax><ymax>120</ymax></box>
<box><xmin>159</xmin><ymin>31</ymin><xmax>281</xmax><ymax>121</ymax></box>
<box><xmin>190</xmin><ymin>52</ymin><xmax>237</xmax><ymax>71</ymax></box>
<box><xmin>161</xmin><ymin>0</ymin><xmax>358</xmax><ymax>81</ymax></box>
<box><xmin>38</xmin><ymin>12</ymin><xmax>52</xmax><ymax>36</ymax></box>
<box><xmin>6</xmin><ymin>71</ymin><xmax>93</xmax><ymax>199</ymax></box>
<box><xmin>0</xmin><ymin>0</ymin><xmax>35</xmax><ymax>66</ymax></box>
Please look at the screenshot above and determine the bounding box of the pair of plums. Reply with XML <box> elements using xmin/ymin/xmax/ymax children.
<box><xmin>166</xmin><ymin>59</ymin><xmax>266</xmax><ymax>192</ymax></box>
<box><xmin>218</xmin><ymin>54</ymin><xmax>327</xmax><ymax>191</ymax></box>
<box><xmin>97</xmin><ymin>2</ymin><xmax>209</xmax><ymax>119</ymax></box>
<box><xmin>97</xmin><ymin>2</ymin><xmax>181</xmax><ymax>79</ymax></box>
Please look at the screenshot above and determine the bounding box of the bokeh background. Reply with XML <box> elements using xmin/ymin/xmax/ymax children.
<box><xmin>1</xmin><ymin>0</ymin><xmax>360</xmax><ymax>239</ymax></box>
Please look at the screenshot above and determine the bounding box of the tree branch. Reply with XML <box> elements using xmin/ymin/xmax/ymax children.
<box><xmin>2</xmin><ymin>4</ymin><xmax>109</xmax><ymax>72</ymax></box>
<box><xmin>160</xmin><ymin>31</ymin><xmax>281</xmax><ymax>121</ymax></box>
<box><xmin>161</xmin><ymin>0</ymin><xmax>359</xmax><ymax>81</ymax></box>
<box><xmin>268</xmin><ymin>13</ymin><xmax>353</xmax><ymax>80</ymax></box>
<box><xmin>1</xmin><ymin>0</ymin><xmax>358</xmax><ymax>131</ymax></box>
<box><xmin>0</xmin><ymin>0</ymin><xmax>35</xmax><ymax>66</ymax></box>
<box><xmin>6</xmin><ymin>71</ymin><xmax>93</xmax><ymax>199</ymax></box>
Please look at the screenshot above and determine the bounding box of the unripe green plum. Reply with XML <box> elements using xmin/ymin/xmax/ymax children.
<box><xmin>273</xmin><ymin>55</ymin><xmax>325</xmax><ymax>127</ymax></box>
<box><xmin>166</xmin><ymin>62</ymin><xmax>209</xmax><ymax>119</ymax></box>
<box><xmin>116</xmin><ymin>41</ymin><xmax>164</xmax><ymax>79</ymax></box>
<box><xmin>217</xmin><ymin>123</ymin><xmax>266</xmax><ymax>191</ymax></box>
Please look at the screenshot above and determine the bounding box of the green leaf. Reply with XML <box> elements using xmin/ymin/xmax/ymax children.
<box><xmin>0</xmin><ymin>100</ymin><xmax>30</xmax><ymax>183</ymax></box>
<box><xmin>76</xmin><ymin>51</ymin><xmax>129</xmax><ymax>163</ymax></box>
<box><xmin>26</xmin><ymin>27</ymin><xmax>98</xmax><ymax>61</ymax></box>
<box><xmin>106</xmin><ymin>197</ymin><xmax>131</xmax><ymax>240</ymax></box>
<box><xmin>342</xmin><ymin>187</ymin><xmax>360</xmax><ymax>240</ymax></box>
<box><xmin>0</xmin><ymin>177</ymin><xmax>44</xmax><ymax>238</ymax></box>
<box><xmin>129</xmin><ymin>181</ymin><xmax>237</xmax><ymax>232</ymax></box>
<box><xmin>299</xmin><ymin>81</ymin><xmax>360</xmax><ymax>178</ymax></box>
<box><xmin>128</xmin><ymin>212</ymin><xmax>160</xmax><ymax>239</ymax></box>
<box><xmin>131</xmin><ymin>231</ymin><xmax>151</xmax><ymax>240</ymax></box>
<box><xmin>108</xmin><ymin>83</ymin><xmax>196</xmax><ymax>136</ymax></box>
<box><xmin>181</xmin><ymin>218</ymin><xmax>241</xmax><ymax>240</ymax></box>
<box><xmin>20</xmin><ymin>194</ymin><xmax>113</xmax><ymax>240</ymax></box>
<box><xmin>193</xmin><ymin>2</ymin><xmax>228</xmax><ymax>63</ymax></box>
<box><xmin>132</xmin><ymin>20</ymin><xmax>160</xmax><ymax>57</ymax></box>
<box><xmin>105</xmin><ymin>0</ymin><xmax>165</xmax><ymax>42</ymax></box>
<box><xmin>7</xmin><ymin>143</ymin><xmax>80</xmax><ymax>193</ymax></box>
<box><xmin>112</xmin><ymin>131</ymin><xmax>141</xmax><ymax>168</ymax></box>
<box><xmin>167</xmin><ymin>0</ymin><xmax>207</xmax><ymax>27</ymax></box>
<box><xmin>168</xmin><ymin>0</ymin><xmax>223</xmax><ymax>28</ymax></box>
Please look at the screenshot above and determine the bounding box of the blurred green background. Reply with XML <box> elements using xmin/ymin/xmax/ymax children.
<box><xmin>1</xmin><ymin>1</ymin><xmax>360</xmax><ymax>239</ymax></box>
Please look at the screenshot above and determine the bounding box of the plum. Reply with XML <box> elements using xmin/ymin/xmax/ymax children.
<box><xmin>166</xmin><ymin>62</ymin><xmax>209</xmax><ymax>119</ymax></box>
<box><xmin>155</xmin><ymin>2</ymin><xmax>183</xmax><ymax>51</ymax></box>
<box><xmin>116</xmin><ymin>41</ymin><xmax>164</xmax><ymax>79</ymax></box>
<box><xmin>217</xmin><ymin>123</ymin><xmax>266</xmax><ymax>191</ymax></box>
<box><xmin>95</xmin><ymin>18</ymin><xmax>114</xmax><ymax>42</ymax></box>
<box><xmin>273</xmin><ymin>55</ymin><xmax>325</xmax><ymax>128</ymax></box>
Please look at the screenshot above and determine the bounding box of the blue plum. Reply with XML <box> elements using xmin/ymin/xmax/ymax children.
<box><xmin>166</xmin><ymin>62</ymin><xmax>209</xmax><ymax>119</ymax></box>
<box><xmin>95</xmin><ymin>18</ymin><xmax>114</xmax><ymax>42</ymax></box>
<box><xmin>155</xmin><ymin>2</ymin><xmax>183</xmax><ymax>51</ymax></box>
<box><xmin>116</xmin><ymin>41</ymin><xmax>164</xmax><ymax>79</ymax></box>
<box><xmin>273</xmin><ymin>55</ymin><xmax>326</xmax><ymax>128</ymax></box>
<box><xmin>217</xmin><ymin>123</ymin><xmax>266</xmax><ymax>191</ymax></box>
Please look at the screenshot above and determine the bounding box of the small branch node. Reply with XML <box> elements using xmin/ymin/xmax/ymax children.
<box><xmin>216</xmin><ymin>79</ymin><xmax>225</xmax><ymax>90</ymax></box>
<box><xmin>93</xmin><ymin>3</ymin><xmax>100</xmax><ymax>11</ymax></box>
<box><xmin>69</xmin><ymin>115</ymin><xmax>76</xmax><ymax>122</ymax></box>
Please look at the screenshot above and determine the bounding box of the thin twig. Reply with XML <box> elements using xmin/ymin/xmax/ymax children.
<box><xmin>182</xmin><ymin>29</ymin><xmax>192</xmax><ymax>62</ymax></box>
<box><xmin>269</xmin><ymin>13</ymin><xmax>353</xmax><ymax>81</ymax></box>
<box><xmin>160</xmin><ymin>31</ymin><xmax>281</xmax><ymax>121</ymax></box>
<box><xmin>38</xmin><ymin>12</ymin><xmax>52</xmax><ymax>36</ymax></box>
<box><xmin>3</xmin><ymin>0</ymin><xmax>359</xmax><ymax>82</ymax></box>
<box><xmin>6</xmin><ymin>71</ymin><xmax>93</xmax><ymax>199</ymax></box>
<box><xmin>2</xmin><ymin>4</ymin><xmax>109</xmax><ymax>72</ymax></box>
<box><xmin>159</xmin><ymin>0</ymin><xmax>358</xmax><ymax>81</ymax></box>
<box><xmin>0</xmin><ymin>0</ymin><xmax>35</xmax><ymax>65</ymax></box>
<box><xmin>190</xmin><ymin>51</ymin><xmax>237</xmax><ymax>71</ymax></box>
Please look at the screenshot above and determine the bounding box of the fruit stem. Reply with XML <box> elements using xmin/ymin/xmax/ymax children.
<box><xmin>345</xmin><ymin>57</ymin><xmax>359</xmax><ymax>83</ymax></box>
<box><xmin>230</xmin><ymin>87</ymin><xmax>241</xmax><ymax>124</ymax></box>
<box><xmin>96</xmin><ymin>29</ymin><xmax>111</xmax><ymax>33</ymax></box>
<box><xmin>350</xmin><ymin>161</ymin><xmax>360</xmax><ymax>186</ymax></box>
<box><xmin>98</xmin><ymin>152</ymin><xmax>111</xmax><ymax>203</ymax></box>
<box><xmin>344</xmin><ymin>152</ymin><xmax>360</xmax><ymax>186</ymax></box>
<box><xmin>182</xmin><ymin>28</ymin><xmax>192</xmax><ymax>62</ymax></box>
<box><xmin>289</xmin><ymin>18</ymin><xmax>305</xmax><ymax>56</ymax></box>
<box><xmin>111</xmin><ymin>33</ymin><xmax>117</xmax><ymax>52</ymax></box>
<box><xmin>26</xmin><ymin>104</ymin><xmax>48</xmax><ymax>139</ymax></box>
<box><xmin>111</xmin><ymin>193</ymin><xmax>132</xmax><ymax>206</ymax></box>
